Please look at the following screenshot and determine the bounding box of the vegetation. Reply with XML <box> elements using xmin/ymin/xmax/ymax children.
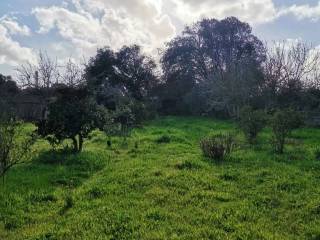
<box><xmin>238</xmin><ymin>106</ymin><xmax>267</xmax><ymax>144</ymax></box>
<box><xmin>200</xmin><ymin>133</ymin><xmax>235</xmax><ymax>160</ymax></box>
<box><xmin>37</xmin><ymin>87</ymin><xmax>106</xmax><ymax>153</ymax></box>
<box><xmin>1</xmin><ymin>117</ymin><xmax>320</xmax><ymax>239</ymax></box>
<box><xmin>271</xmin><ymin>109</ymin><xmax>304</xmax><ymax>154</ymax></box>
<box><xmin>0</xmin><ymin>116</ymin><xmax>36</xmax><ymax>183</ymax></box>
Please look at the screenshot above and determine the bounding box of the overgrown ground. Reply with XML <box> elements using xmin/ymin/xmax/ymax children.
<box><xmin>1</xmin><ymin>116</ymin><xmax>320</xmax><ymax>239</ymax></box>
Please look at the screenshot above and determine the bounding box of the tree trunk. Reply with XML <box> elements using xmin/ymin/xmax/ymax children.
<box><xmin>71</xmin><ymin>137</ymin><xmax>78</xmax><ymax>153</ymax></box>
<box><xmin>78</xmin><ymin>135</ymin><xmax>83</xmax><ymax>153</ymax></box>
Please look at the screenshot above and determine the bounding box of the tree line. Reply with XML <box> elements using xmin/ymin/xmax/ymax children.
<box><xmin>2</xmin><ymin>17</ymin><xmax>320</xmax><ymax>119</ymax></box>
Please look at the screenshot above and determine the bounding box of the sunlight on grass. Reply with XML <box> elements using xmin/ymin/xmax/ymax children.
<box><xmin>1</xmin><ymin>116</ymin><xmax>320</xmax><ymax>239</ymax></box>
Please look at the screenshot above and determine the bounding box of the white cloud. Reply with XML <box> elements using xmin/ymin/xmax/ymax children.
<box><xmin>0</xmin><ymin>17</ymin><xmax>31</xmax><ymax>36</ymax></box>
<box><xmin>32</xmin><ymin>0</ymin><xmax>176</xmax><ymax>59</ymax></box>
<box><xmin>2</xmin><ymin>0</ymin><xmax>320</xmax><ymax>75</ymax></box>
<box><xmin>168</xmin><ymin>0</ymin><xmax>277</xmax><ymax>25</ymax></box>
<box><xmin>0</xmin><ymin>18</ymin><xmax>36</xmax><ymax>66</ymax></box>
<box><xmin>277</xmin><ymin>1</ymin><xmax>320</xmax><ymax>21</ymax></box>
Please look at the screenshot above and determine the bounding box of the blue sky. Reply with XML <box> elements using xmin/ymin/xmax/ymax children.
<box><xmin>0</xmin><ymin>0</ymin><xmax>320</xmax><ymax>76</ymax></box>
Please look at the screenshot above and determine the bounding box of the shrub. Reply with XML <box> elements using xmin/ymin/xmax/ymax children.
<box><xmin>270</xmin><ymin>109</ymin><xmax>303</xmax><ymax>154</ymax></box>
<box><xmin>104</xmin><ymin>103</ymin><xmax>135</xmax><ymax>145</ymax></box>
<box><xmin>0</xmin><ymin>114</ymin><xmax>37</xmax><ymax>183</ymax></box>
<box><xmin>238</xmin><ymin>106</ymin><xmax>267</xmax><ymax>144</ymax></box>
<box><xmin>200</xmin><ymin>133</ymin><xmax>235</xmax><ymax>161</ymax></box>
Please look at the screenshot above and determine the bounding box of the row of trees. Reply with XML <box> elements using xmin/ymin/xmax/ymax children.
<box><xmin>2</xmin><ymin>17</ymin><xmax>320</xmax><ymax>120</ymax></box>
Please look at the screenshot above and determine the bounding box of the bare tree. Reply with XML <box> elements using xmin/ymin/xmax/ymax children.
<box><xmin>265</xmin><ymin>41</ymin><xmax>320</xmax><ymax>91</ymax></box>
<box><xmin>61</xmin><ymin>59</ymin><xmax>85</xmax><ymax>87</ymax></box>
<box><xmin>263</xmin><ymin>41</ymin><xmax>320</xmax><ymax>107</ymax></box>
<box><xmin>16</xmin><ymin>51</ymin><xmax>59</xmax><ymax>90</ymax></box>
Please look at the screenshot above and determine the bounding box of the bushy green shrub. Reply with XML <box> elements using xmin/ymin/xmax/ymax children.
<box><xmin>200</xmin><ymin>133</ymin><xmax>235</xmax><ymax>160</ymax></box>
<box><xmin>270</xmin><ymin>109</ymin><xmax>303</xmax><ymax>154</ymax></box>
<box><xmin>238</xmin><ymin>106</ymin><xmax>267</xmax><ymax>144</ymax></box>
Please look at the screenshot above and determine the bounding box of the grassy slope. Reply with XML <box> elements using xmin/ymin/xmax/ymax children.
<box><xmin>1</xmin><ymin>116</ymin><xmax>320</xmax><ymax>239</ymax></box>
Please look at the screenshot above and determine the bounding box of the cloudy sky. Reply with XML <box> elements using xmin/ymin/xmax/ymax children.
<box><xmin>1</xmin><ymin>0</ymin><xmax>320</xmax><ymax>76</ymax></box>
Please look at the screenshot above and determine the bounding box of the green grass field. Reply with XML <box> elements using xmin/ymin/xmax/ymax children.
<box><xmin>1</xmin><ymin>116</ymin><xmax>320</xmax><ymax>239</ymax></box>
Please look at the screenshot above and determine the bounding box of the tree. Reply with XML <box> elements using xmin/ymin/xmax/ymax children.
<box><xmin>115</xmin><ymin>45</ymin><xmax>158</xmax><ymax>101</ymax></box>
<box><xmin>0</xmin><ymin>115</ymin><xmax>36</xmax><ymax>183</ymax></box>
<box><xmin>0</xmin><ymin>74</ymin><xmax>20</xmax><ymax>115</ymax></box>
<box><xmin>16</xmin><ymin>52</ymin><xmax>85</xmax><ymax>99</ymax></box>
<box><xmin>270</xmin><ymin>109</ymin><xmax>303</xmax><ymax>154</ymax></box>
<box><xmin>263</xmin><ymin>41</ymin><xmax>320</xmax><ymax>109</ymax></box>
<box><xmin>238</xmin><ymin>106</ymin><xmax>267</xmax><ymax>144</ymax></box>
<box><xmin>85</xmin><ymin>45</ymin><xmax>158</xmax><ymax>123</ymax></box>
<box><xmin>86</xmin><ymin>45</ymin><xmax>158</xmax><ymax>102</ymax></box>
<box><xmin>16</xmin><ymin>51</ymin><xmax>58</xmax><ymax>92</ymax></box>
<box><xmin>37</xmin><ymin>87</ymin><xmax>107</xmax><ymax>153</ymax></box>
<box><xmin>0</xmin><ymin>74</ymin><xmax>19</xmax><ymax>96</ymax></box>
<box><xmin>160</xmin><ymin>17</ymin><xmax>266</xmax><ymax>116</ymax></box>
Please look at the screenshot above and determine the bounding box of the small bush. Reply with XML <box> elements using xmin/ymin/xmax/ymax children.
<box><xmin>200</xmin><ymin>133</ymin><xmax>235</xmax><ymax>161</ymax></box>
<box><xmin>238</xmin><ymin>106</ymin><xmax>267</xmax><ymax>144</ymax></box>
<box><xmin>270</xmin><ymin>109</ymin><xmax>303</xmax><ymax>154</ymax></box>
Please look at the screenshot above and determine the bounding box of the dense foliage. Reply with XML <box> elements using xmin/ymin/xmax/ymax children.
<box><xmin>37</xmin><ymin>87</ymin><xmax>106</xmax><ymax>152</ymax></box>
<box><xmin>160</xmin><ymin>17</ymin><xmax>266</xmax><ymax>116</ymax></box>
<box><xmin>85</xmin><ymin>45</ymin><xmax>158</xmax><ymax>124</ymax></box>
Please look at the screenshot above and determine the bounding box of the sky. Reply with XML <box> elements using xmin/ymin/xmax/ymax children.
<box><xmin>0</xmin><ymin>0</ymin><xmax>320</xmax><ymax>76</ymax></box>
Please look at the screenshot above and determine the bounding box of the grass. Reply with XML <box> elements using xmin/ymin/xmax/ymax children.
<box><xmin>1</xmin><ymin>116</ymin><xmax>320</xmax><ymax>239</ymax></box>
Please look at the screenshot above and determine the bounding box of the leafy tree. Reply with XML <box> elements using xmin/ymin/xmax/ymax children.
<box><xmin>85</xmin><ymin>45</ymin><xmax>158</xmax><ymax>125</ymax></box>
<box><xmin>86</xmin><ymin>45</ymin><xmax>158</xmax><ymax>103</ymax></box>
<box><xmin>0</xmin><ymin>115</ymin><xmax>36</xmax><ymax>183</ymax></box>
<box><xmin>0</xmin><ymin>74</ymin><xmax>19</xmax><ymax>113</ymax></box>
<box><xmin>160</xmin><ymin>17</ymin><xmax>266</xmax><ymax>116</ymax></box>
<box><xmin>270</xmin><ymin>109</ymin><xmax>303</xmax><ymax>154</ymax></box>
<box><xmin>0</xmin><ymin>74</ymin><xmax>19</xmax><ymax>97</ymax></box>
<box><xmin>238</xmin><ymin>106</ymin><xmax>267</xmax><ymax>144</ymax></box>
<box><xmin>115</xmin><ymin>45</ymin><xmax>158</xmax><ymax>101</ymax></box>
<box><xmin>37</xmin><ymin>87</ymin><xmax>107</xmax><ymax>153</ymax></box>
